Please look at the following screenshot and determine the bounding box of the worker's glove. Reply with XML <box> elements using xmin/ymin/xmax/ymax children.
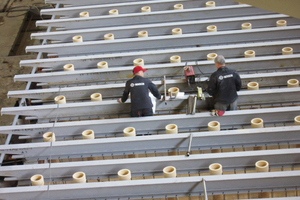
<box><xmin>210</xmin><ymin>109</ymin><xmax>225</xmax><ymax>116</ymax></box>
<box><xmin>117</xmin><ymin>98</ymin><xmax>123</xmax><ymax>103</ymax></box>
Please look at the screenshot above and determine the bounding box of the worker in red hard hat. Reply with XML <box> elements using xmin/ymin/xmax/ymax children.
<box><xmin>118</xmin><ymin>66</ymin><xmax>161</xmax><ymax>117</ymax></box>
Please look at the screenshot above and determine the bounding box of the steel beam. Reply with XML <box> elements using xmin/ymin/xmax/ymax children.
<box><xmin>17</xmin><ymin>55</ymin><xmax>300</xmax><ymax>85</ymax></box>
<box><xmin>31</xmin><ymin>15</ymin><xmax>300</xmax><ymax>42</ymax></box>
<box><xmin>0</xmin><ymin>171</ymin><xmax>299</xmax><ymax>200</ymax></box>
<box><xmin>0</xmin><ymin>148</ymin><xmax>299</xmax><ymax>180</ymax></box>
<box><xmin>41</xmin><ymin>0</ymin><xmax>236</xmax><ymax>18</ymax></box>
<box><xmin>3</xmin><ymin>87</ymin><xmax>300</xmax><ymax>119</ymax></box>
<box><xmin>36</xmin><ymin>5</ymin><xmax>273</xmax><ymax>30</ymax></box>
<box><xmin>26</xmin><ymin>26</ymin><xmax>300</xmax><ymax>56</ymax></box>
<box><xmin>0</xmin><ymin>106</ymin><xmax>299</xmax><ymax>138</ymax></box>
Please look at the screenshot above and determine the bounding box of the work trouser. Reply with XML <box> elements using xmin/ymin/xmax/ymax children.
<box><xmin>214</xmin><ymin>99</ymin><xmax>238</xmax><ymax>111</ymax></box>
<box><xmin>131</xmin><ymin>108</ymin><xmax>153</xmax><ymax>117</ymax></box>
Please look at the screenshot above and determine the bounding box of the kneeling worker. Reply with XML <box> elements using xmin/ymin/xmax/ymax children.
<box><xmin>118</xmin><ymin>66</ymin><xmax>161</xmax><ymax>117</ymax></box>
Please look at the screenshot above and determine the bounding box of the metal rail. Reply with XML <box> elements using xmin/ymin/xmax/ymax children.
<box><xmin>36</xmin><ymin>5</ymin><xmax>274</xmax><ymax>30</ymax></box>
<box><xmin>26</xmin><ymin>26</ymin><xmax>300</xmax><ymax>56</ymax></box>
<box><xmin>0</xmin><ymin>171</ymin><xmax>299</xmax><ymax>200</ymax></box>
<box><xmin>31</xmin><ymin>14</ymin><xmax>300</xmax><ymax>42</ymax></box>
<box><xmin>0</xmin><ymin>106</ymin><xmax>299</xmax><ymax>138</ymax></box>
<box><xmin>0</xmin><ymin>148</ymin><xmax>299</xmax><ymax>181</ymax></box>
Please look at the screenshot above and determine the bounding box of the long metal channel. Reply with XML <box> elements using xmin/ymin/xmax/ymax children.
<box><xmin>0</xmin><ymin>106</ymin><xmax>299</xmax><ymax>138</ymax></box>
<box><xmin>36</xmin><ymin>5</ymin><xmax>273</xmax><ymax>30</ymax></box>
<box><xmin>3</xmin><ymin>87</ymin><xmax>300</xmax><ymax>119</ymax></box>
<box><xmin>3</xmin><ymin>126</ymin><xmax>300</xmax><ymax>158</ymax></box>
<box><xmin>16</xmin><ymin>55</ymin><xmax>300</xmax><ymax>84</ymax></box>
<box><xmin>249</xmin><ymin>198</ymin><xmax>300</xmax><ymax>200</ymax></box>
<box><xmin>41</xmin><ymin>0</ymin><xmax>236</xmax><ymax>18</ymax></box>
<box><xmin>32</xmin><ymin>15</ymin><xmax>300</xmax><ymax>42</ymax></box>
<box><xmin>1</xmin><ymin>148</ymin><xmax>299</xmax><ymax>181</ymax></box>
<box><xmin>0</xmin><ymin>171</ymin><xmax>299</xmax><ymax>200</ymax></box>
<box><xmin>19</xmin><ymin>40</ymin><xmax>300</xmax><ymax>70</ymax></box>
<box><xmin>9</xmin><ymin>71</ymin><xmax>300</xmax><ymax>100</ymax></box>
<box><xmin>26</xmin><ymin>26</ymin><xmax>300</xmax><ymax>56</ymax></box>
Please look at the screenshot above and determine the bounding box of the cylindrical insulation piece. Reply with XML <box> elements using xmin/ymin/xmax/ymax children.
<box><xmin>174</xmin><ymin>4</ymin><xmax>183</xmax><ymax>10</ymax></box>
<box><xmin>141</xmin><ymin>6</ymin><xmax>151</xmax><ymax>12</ymax></box>
<box><xmin>168</xmin><ymin>87</ymin><xmax>179</xmax><ymax>97</ymax></box>
<box><xmin>294</xmin><ymin>116</ymin><xmax>300</xmax><ymax>125</ymax></box>
<box><xmin>255</xmin><ymin>160</ymin><xmax>269</xmax><ymax>172</ymax></box>
<box><xmin>170</xmin><ymin>55</ymin><xmax>181</xmax><ymax>63</ymax></box>
<box><xmin>276</xmin><ymin>20</ymin><xmax>287</xmax><ymax>27</ymax></box>
<box><xmin>207</xmin><ymin>53</ymin><xmax>217</xmax><ymax>60</ymax></box>
<box><xmin>241</xmin><ymin>22</ymin><xmax>252</xmax><ymax>29</ymax></box>
<box><xmin>82</xmin><ymin>130</ymin><xmax>95</xmax><ymax>139</ymax></box>
<box><xmin>97</xmin><ymin>61</ymin><xmax>108</xmax><ymax>69</ymax></box>
<box><xmin>208</xmin><ymin>121</ymin><xmax>220</xmax><ymax>131</ymax></box>
<box><xmin>73</xmin><ymin>172</ymin><xmax>86</xmax><ymax>183</ymax></box>
<box><xmin>207</xmin><ymin>25</ymin><xmax>217</xmax><ymax>32</ymax></box>
<box><xmin>43</xmin><ymin>132</ymin><xmax>56</xmax><ymax>142</ymax></box>
<box><xmin>123</xmin><ymin>127</ymin><xmax>136</xmax><ymax>137</ymax></box>
<box><xmin>287</xmin><ymin>79</ymin><xmax>299</xmax><ymax>88</ymax></box>
<box><xmin>138</xmin><ymin>30</ymin><xmax>148</xmax><ymax>38</ymax></box>
<box><xmin>104</xmin><ymin>33</ymin><xmax>114</xmax><ymax>40</ymax></box>
<box><xmin>251</xmin><ymin>118</ymin><xmax>264</xmax><ymax>128</ymax></box>
<box><xmin>165</xmin><ymin>124</ymin><xmax>178</xmax><ymax>134</ymax></box>
<box><xmin>54</xmin><ymin>95</ymin><xmax>66</xmax><ymax>104</ymax></box>
<box><xmin>90</xmin><ymin>93</ymin><xmax>102</xmax><ymax>101</ymax></box>
<box><xmin>63</xmin><ymin>64</ymin><xmax>74</xmax><ymax>71</ymax></box>
<box><xmin>209</xmin><ymin>163</ymin><xmax>222</xmax><ymax>175</ymax></box>
<box><xmin>206</xmin><ymin>1</ymin><xmax>215</xmax><ymax>7</ymax></box>
<box><xmin>109</xmin><ymin>9</ymin><xmax>118</xmax><ymax>15</ymax></box>
<box><xmin>247</xmin><ymin>82</ymin><xmax>259</xmax><ymax>90</ymax></box>
<box><xmin>31</xmin><ymin>174</ymin><xmax>44</xmax><ymax>186</ymax></box>
<box><xmin>282</xmin><ymin>47</ymin><xmax>293</xmax><ymax>55</ymax></box>
<box><xmin>163</xmin><ymin>166</ymin><xmax>177</xmax><ymax>178</ymax></box>
<box><xmin>79</xmin><ymin>11</ymin><xmax>89</xmax><ymax>17</ymax></box>
<box><xmin>133</xmin><ymin>58</ymin><xmax>144</xmax><ymax>66</ymax></box>
<box><xmin>244</xmin><ymin>50</ymin><xmax>255</xmax><ymax>58</ymax></box>
<box><xmin>72</xmin><ymin>35</ymin><xmax>83</xmax><ymax>43</ymax></box>
<box><xmin>118</xmin><ymin>169</ymin><xmax>131</xmax><ymax>180</ymax></box>
<box><xmin>172</xmin><ymin>28</ymin><xmax>182</xmax><ymax>35</ymax></box>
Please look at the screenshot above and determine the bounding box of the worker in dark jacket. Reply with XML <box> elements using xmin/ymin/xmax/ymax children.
<box><xmin>118</xmin><ymin>66</ymin><xmax>161</xmax><ymax>117</ymax></box>
<box><xmin>207</xmin><ymin>55</ymin><xmax>241</xmax><ymax>116</ymax></box>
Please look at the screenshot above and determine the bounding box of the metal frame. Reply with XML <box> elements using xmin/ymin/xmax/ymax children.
<box><xmin>26</xmin><ymin>26</ymin><xmax>300</xmax><ymax>56</ymax></box>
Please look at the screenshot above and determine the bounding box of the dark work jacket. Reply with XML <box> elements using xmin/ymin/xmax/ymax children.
<box><xmin>207</xmin><ymin>66</ymin><xmax>241</xmax><ymax>104</ymax></box>
<box><xmin>121</xmin><ymin>75</ymin><xmax>161</xmax><ymax>110</ymax></box>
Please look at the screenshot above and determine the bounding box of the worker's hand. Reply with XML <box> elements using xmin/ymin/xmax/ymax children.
<box><xmin>161</xmin><ymin>95</ymin><xmax>164</xmax><ymax>101</ymax></box>
<box><xmin>117</xmin><ymin>98</ymin><xmax>123</xmax><ymax>103</ymax></box>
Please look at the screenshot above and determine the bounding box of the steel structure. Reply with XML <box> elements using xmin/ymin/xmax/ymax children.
<box><xmin>1</xmin><ymin>0</ymin><xmax>300</xmax><ymax>199</ymax></box>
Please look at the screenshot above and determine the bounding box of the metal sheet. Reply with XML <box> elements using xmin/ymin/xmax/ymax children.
<box><xmin>26</xmin><ymin>26</ymin><xmax>300</xmax><ymax>56</ymax></box>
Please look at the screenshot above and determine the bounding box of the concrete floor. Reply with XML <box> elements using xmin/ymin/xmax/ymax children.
<box><xmin>0</xmin><ymin>0</ymin><xmax>50</xmax><ymax>145</ymax></box>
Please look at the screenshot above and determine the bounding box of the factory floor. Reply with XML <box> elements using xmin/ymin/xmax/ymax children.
<box><xmin>0</xmin><ymin>0</ymin><xmax>52</xmax><ymax>145</ymax></box>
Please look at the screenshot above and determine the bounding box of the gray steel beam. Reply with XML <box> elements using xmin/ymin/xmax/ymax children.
<box><xmin>0</xmin><ymin>106</ymin><xmax>298</xmax><ymax>138</ymax></box>
<box><xmin>31</xmin><ymin>15</ymin><xmax>300</xmax><ymax>43</ymax></box>
<box><xmin>3</xmin><ymin>87</ymin><xmax>300</xmax><ymax>119</ymax></box>
<box><xmin>0</xmin><ymin>148</ymin><xmax>299</xmax><ymax>180</ymax></box>
<box><xmin>0</xmin><ymin>171</ymin><xmax>299</xmax><ymax>200</ymax></box>
<box><xmin>26</xmin><ymin>26</ymin><xmax>300</xmax><ymax>56</ymax></box>
<box><xmin>41</xmin><ymin>0</ymin><xmax>236</xmax><ymax>18</ymax></box>
<box><xmin>20</xmin><ymin>40</ymin><xmax>300</xmax><ymax>70</ymax></box>
<box><xmin>45</xmin><ymin>0</ymin><xmax>163</xmax><ymax>7</ymax></box>
<box><xmin>9</xmin><ymin>71</ymin><xmax>300</xmax><ymax>100</ymax></box>
<box><xmin>17</xmin><ymin>55</ymin><xmax>300</xmax><ymax>84</ymax></box>
<box><xmin>36</xmin><ymin>5</ymin><xmax>274</xmax><ymax>30</ymax></box>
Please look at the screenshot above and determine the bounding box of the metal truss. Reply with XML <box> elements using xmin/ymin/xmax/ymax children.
<box><xmin>36</xmin><ymin>5</ymin><xmax>273</xmax><ymax>30</ymax></box>
<box><xmin>31</xmin><ymin>14</ymin><xmax>300</xmax><ymax>43</ymax></box>
<box><xmin>0</xmin><ymin>106</ymin><xmax>299</xmax><ymax>138</ymax></box>
<box><xmin>0</xmin><ymin>148</ymin><xmax>299</xmax><ymax>181</ymax></box>
<box><xmin>0</xmin><ymin>171</ymin><xmax>299</xmax><ymax>200</ymax></box>
<box><xmin>26</xmin><ymin>26</ymin><xmax>300</xmax><ymax>56</ymax></box>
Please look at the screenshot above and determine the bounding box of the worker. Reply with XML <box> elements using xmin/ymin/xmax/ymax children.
<box><xmin>207</xmin><ymin>55</ymin><xmax>241</xmax><ymax>116</ymax></box>
<box><xmin>118</xmin><ymin>66</ymin><xmax>162</xmax><ymax>117</ymax></box>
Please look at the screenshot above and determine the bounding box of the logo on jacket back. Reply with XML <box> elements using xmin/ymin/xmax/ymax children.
<box><xmin>219</xmin><ymin>74</ymin><xmax>233</xmax><ymax>80</ymax></box>
<box><xmin>130</xmin><ymin>82</ymin><xmax>145</xmax><ymax>87</ymax></box>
